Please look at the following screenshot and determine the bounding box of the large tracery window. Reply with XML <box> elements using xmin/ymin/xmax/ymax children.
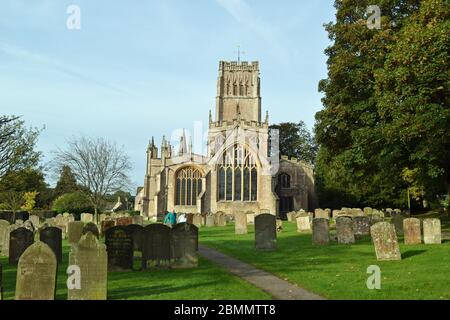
<box><xmin>175</xmin><ymin>167</ymin><xmax>203</xmax><ymax>206</ymax></box>
<box><xmin>217</xmin><ymin>145</ymin><xmax>258</xmax><ymax>202</ymax></box>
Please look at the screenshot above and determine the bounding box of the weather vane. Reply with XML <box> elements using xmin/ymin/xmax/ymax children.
<box><xmin>234</xmin><ymin>45</ymin><xmax>246</xmax><ymax>63</ymax></box>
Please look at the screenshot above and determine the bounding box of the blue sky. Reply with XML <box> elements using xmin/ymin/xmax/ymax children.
<box><xmin>0</xmin><ymin>0</ymin><xmax>335</xmax><ymax>190</ymax></box>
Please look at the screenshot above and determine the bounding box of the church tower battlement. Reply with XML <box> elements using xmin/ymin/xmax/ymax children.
<box><xmin>215</xmin><ymin>61</ymin><xmax>261</xmax><ymax>124</ymax></box>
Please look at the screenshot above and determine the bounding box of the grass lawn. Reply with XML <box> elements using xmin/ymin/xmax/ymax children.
<box><xmin>199</xmin><ymin>213</ymin><xmax>450</xmax><ymax>300</ymax></box>
<box><xmin>0</xmin><ymin>240</ymin><xmax>271</xmax><ymax>300</ymax></box>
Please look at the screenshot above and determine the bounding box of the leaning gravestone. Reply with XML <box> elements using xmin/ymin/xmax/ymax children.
<box><xmin>125</xmin><ymin>224</ymin><xmax>146</xmax><ymax>253</ymax></box>
<box><xmin>353</xmin><ymin>216</ymin><xmax>371</xmax><ymax>237</ymax></box>
<box><xmin>142</xmin><ymin>224</ymin><xmax>172</xmax><ymax>269</ymax></box>
<box><xmin>336</xmin><ymin>216</ymin><xmax>355</xmax><ymax>244</ymax></box>
<box><xmin>82</xmin><ymin>222</ymin><xmax>100</xmax><ymax>239</ymax></box>
<box><xmin>68</xmin><ymin>221</ymin><xmax>84</xmax><ymax>245</ymax></box>
<box><xmin>9</xmin><ymin>227</ymin><xmax>34</xmax><ymax>264</ymax></box>
<box><xmin>171</xmin><ymin>223</ymin><xmax>198</xmax><ymax>268</ymax></box>
<box><xmin>39</xmin><ymin>227</ymin><xmax>62</xmax><ymax>263</ymax></box>
<box><xmin>423</xmin><ymin>218</ymin><xmax>441</xmax><ymax>244</ymax></box>
<box><xmin>255</xmin><ymin>214</ymin><xmax>277</xmax><ymax>251</ymax></box>
<box><xmin>15</xmin><ymin>241</ymin><xmax>57</xmax><ymax>300</ymax></box>
<box><xmin>235</xmin><ymin>212</ymin><xmax>248</xmax><ymax>235</ymax></box>
<box><xmin>105</xmin><ymin>226</ymin><xmax>134</xmax><ymax>271</ymax></box>
<box><xmin>68</xmin><ymin>232</ymin><xmax>107</xmax><ymax>300</ymax></box>
<box><xmin>312</xmin><ymin>218</ymin><xmax>329</xmax><ymax>245</ymax></box>
<box><xmin>296</xmin><ymin>215</ymin><xmax>311</xmax><ymax>233</ymax></box>
<box><xmin>403</xmin><ymin>218</ymin><xmax>421</xmax><ymax>245</ymax></box>
<box><xmin>392</xmin><ymin>213</ymin><xmax>405</xmax><ymax>236</ymax></box>
<box><xmin>370</xmin><ymin>222</ymin><xmax>401</xmax><ymax>261</ymax></box>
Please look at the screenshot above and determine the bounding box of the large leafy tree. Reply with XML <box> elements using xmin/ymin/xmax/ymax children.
<box><xmin>315</xmin><ymin>0</ymin><xmax>421</xmax><ymax>208</ymax></box>
<box><xmin>375</xmin><ymin>0</ymin><xmax>450</xmax><ymax>211</ymax></box>
<box><xmin>270</xmin><ymin>121</ymin><xmax>317</xmax><ymax>164</ymax></box>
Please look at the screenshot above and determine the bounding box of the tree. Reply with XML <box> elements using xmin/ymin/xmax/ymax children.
<box><xmin>54</xmin><ymin>165</ymin><xmax>78</xmax><ymax>197</ymax></box>
<box><xmin>0</xmin><ymin>115</ymin><xmax>42</xmax><ymax>178</ymax></box>
<box><xmin>52</xmin><ymin>192</ymin><xmax>94</xmax><ymax>215</ymax></box>
<box><xmin>375</xmin><ymin>0</ymin><xmax>450</xmax><ymax>214</ymax></box>
<box><xmin>53</xmin><ymin>136</ymin><xmax>132</xmax><ymax>221</ymax></box>
<box><xmin>21</xmin><ymin>191</ymin><xmax>39</xmax><ymax>211</ymax></box>
<box><xmin>269</xmin><ymin>122</ymin><xmax>317</xmax><ymax>164</ymax></box>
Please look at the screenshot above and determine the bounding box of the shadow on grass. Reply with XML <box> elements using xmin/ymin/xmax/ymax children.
<box><xmin>402</xmin><ymin>250</ymin><xmax>427</xmax><ymax>259</ymax></box>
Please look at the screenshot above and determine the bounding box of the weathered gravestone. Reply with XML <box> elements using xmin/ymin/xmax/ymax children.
<box><xmin>142</xmin><ymin>224</ymin><xmax>171</xmax><ymax>269</ymax></box>
<box><xmin>68</xmin><ymin>232</ymin><xmax>107</xmax><ymax>300</ymax></box>
<box><xmin>116</xmin><ymin>217</ymin><xmax>133</xmax><ymax>226</ymax></box>
<box><xmin>246</xmin><ymin>212</ymin><xmax>255</xmax><ymax>225</ymax></box>
<box><xmin>132</xmin><ymin>215</ymin><xmax>144</xmax><ymax>226</ymax></box>
<box><xmin>29</xmin><ymin>215</ymin><xmax>40</xmax><ymax>230</ymax></box>
<box><xmin>23</xmin><ymin>220</ymin><xmax>35</xmax><ymax>233</ymax></box>
<box><xmin>403</xmin><ymin>218</ymin><xmax>421</xmax><ymax>245</ymax></box>
<box><xmin>312</xmin><ymin>218</ymin><xmax>329</xmax><ymax>245</ymax></box>
<box><xmin>81</xmin><ymin>213</ymin><xmax>94</xmax><ymax>223</ymax></box>
<box><xmin>15</xmin><ymin>219</ymin><xmax>24</xmax><ymax>227</ymax></box>
<box><xmin>82</xmin><ymin>222</ymin><xmax>100</xmax><ymax>239</ymax></box>
<box><xmin>125</xmin><ymin>224</ymin><xmax>146</xmax><ymax>253</ymax></box>
<box><xmin>101</xmin><ymin>220</ymin><xmax>115</xmax><ymax>236</ymax></box>
<box><xmin>286</xmin><ymin>212</ymin><xmax>297</xmax><ymax>222</ymax></box>
<box><xmin>423</xmin><ymin>218</ymin><xmax>441</xmax><ymax>244</ymax></box>
<box><xmin>171</xmin><ymin>223</ymin><xmax>198</xmax><ymax>268</ymax></box>
<box><xmin>296</xmin><ymin>215</ymin><xmax>311</xmax><ymax>233</ymax></box>
<box><xmin>276</xmin><ymin>219</ymin><xmax>283</xmax><ymax>232</ymax></box>
<box><xmin>192</xmin><ymin>215</ymin><xmax>202</xmax><ymax>228</ymax></box>
<box><xmin>0</xmin><ymin>220</ymin><xmax>9</xmax><ymax>255</ymax></box>
<box><xmin>105</xmin><ymin>226</ymin><xmax>134</xmax><ymax>271</ymax></box>
<box><xmin>39</xmin><ymin>227</ymin><xmax>62</xmax><ymax>263</ymax></box>
<box><xmin>315</xmin><ymin>209</ymin><xmax>329</xmax><ymax>219</ymax></box>
<box><xmin>215</xmin><ymin>212</ymin><xmax>227</xmax><ymax>227</ymax></box>
<box><xmin>1</xmin><ymin>224</ymin><xmax>17</xmax><ymax>257</ymax></box>
<box><xmin>255</xmin><ymin>214</ymin><xmax>277</xmax><ymax>251</ymax></box>
<box><xmin>235</xmin><ymin>212</ymin><xmax>248</xmax><ymax>235</ymax></box>
<box><xmin>392</xmin><ymin>214</ymin><xmax>405</xmax><ymax>236</ymax></box>
<box><xmin>205</xmin><ymin>215</ymin><xmax>215</xmax><ymax>227</ymax></box>
<box><xmin>15</xmin><ymin>241</ymin><xmax>56</xmax><ymax>300</ymax></box>
<box><xmin>336</xmin><ymin>216</ymin><xmax>355</xmax><ymax>244</ymax></box>
<box><xmin>353</xmin><ymin>216</ymin><xmax>371</xmax><ymax>237</ymax></box>
<box><xmin>370</xmin><ymin>222</ymin><xmax>401</xmax><ymax>261</ymax></box>
<box><xmin>364</xmin><ymin>207</ymin><xmax>373</xmax><ymax>216</ymax></box>
<box><xmin>68</xmin><ymin>221</ymin><xmax>84</xmax><ymax>245</ymax></box>
<box><xmin>9</xmin><ymin>227</ymin><xmax>34</xmax><ymax>264</ymax></box>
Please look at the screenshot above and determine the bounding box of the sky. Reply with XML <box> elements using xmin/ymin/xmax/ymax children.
<box><xmin>0</xmin><ymin>0</ymin><xmax>336</xmax><ymax>190</ymax></box>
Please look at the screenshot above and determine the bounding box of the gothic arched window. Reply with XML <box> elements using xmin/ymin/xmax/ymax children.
<box><xmin>217</xmin><ymin>144</ymin><xmax>258</xmax><ymax>202</ymax></box>
<box><xmin>278</xmin><ymin>173</ymin><xmax>291</xmax><ymax>189</ymax></box>
<box><xmin>175</xmin><ymin>167</ymin><xmax>203</xmax><ymax>206</ymax></box>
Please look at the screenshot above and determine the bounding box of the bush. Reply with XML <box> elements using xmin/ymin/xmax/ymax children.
<box><xmin>52</xmin><ymin>192</ymin><xmax>94</xmax><ymax>215</ymax></box>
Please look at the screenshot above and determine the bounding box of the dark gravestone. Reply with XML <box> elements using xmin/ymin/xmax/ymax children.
<box><xmin>15</xmin><ymin>211</ymin><xmax>29</xmax><ymax>222</ymax></box>
<box><xmin>40</xmin><ymin>227</ymin><xmax>63</xmax><ymax>263</ymax></box>
<box><xmin>142</xmin><ymin>224</ymin><xmax>172</xmax><ymax>269</ymax></box>
<box><xmin>105</xmin><ymin>226</ymin><xmax>133</xmax><ymax>271</ymax></box>
<box><xmin>9</xmin><ymin>227</ymin><xmax>34</xmax><ymax>264</ymax></box>
<box><xmin>255</xmin><ymin>214</ymin><xmax>277</xmax><ymax>251</ymax></box>
<box><xmin>125</xmin><ymin>224</ymin><xmax>146</xmax><ymax>252</ymax></box>
<box><xmin>171</xmin><ymin>223</ymin><xmax>198</xmax><ymax>268</ymax></box>
<box><xmin>82</xmin><ymin>222</ymin><xmax>100</xmax><ymax>239</ymax></box>
<box><xmin>0</xmin><ymin>211</ymin><xmax>15</xmax><ymax>224</ymax></box>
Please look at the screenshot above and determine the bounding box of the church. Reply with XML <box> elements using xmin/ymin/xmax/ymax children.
<box><xmin>135</xmin><ymin>60</ymin><xmax>316</xmax><ymax>220</ymax></box>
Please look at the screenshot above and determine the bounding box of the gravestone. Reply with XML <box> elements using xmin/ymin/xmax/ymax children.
<box><xmin>68</xmin><ymin>232</ymin><xmax>107</xmax><ymax>300</ymax></box>
<box><xmin>246</xmin><ymin>212</ymin><xmax>255</xmax><ymax>225</ymax></box>
<box><xmin>15</xmin><ymin>219</ymin><xmax>24</xmax><ymax>226</ymax></box>
<box><xmin>205</xmin><ymin>215</ymin><xmax>215</xmax><ymax>227</ymax></box>
<box><xmin>171</xmin><ymin>223</ymin><xmax>198</xmax><ymax>268</ymax></box>
<box><xmin>142</xmin><ymin>224</ymin><xmax>172</xmax><ymax>269</ymax></box>
<box><xmin>116</xmin><ymin>217</ymin><xmax>133</xmax><ymax>226</ymax></box>
<box><xmin>125</xmin><ymin>224</ymin><xmax>146</xmax><ymax>253</ymax></box>
<box><xmin>192</xmin><ymin>215</ymin><xmax>202</xmax><ymax>228</ymax></box>
<box><xmin>403</xmin><ymin>218</ymin><xmax>421</xmax><ymax>245</ymax></box>
<box><xmin>392</xmin><ymin>214</ymin><xmax>405</xmax><ymax>236</ymax></box>
<box><xmin>101</xmin><ymin>220</ymin><xmax>115</xmax><ymax>236</ymax></box>
<box><xmin>81</xmin><ymin>213</ymin><xmax>94</xmax><ymax>223</ymax></box>
<box><xmin>255</xmin><ymin>214</ymin><xmax>277</xmax><ymax>251</ymax></box>
<box><xmin>0</xmin><ymin>220</ymin><xmax>9</xmax><ymax>255</ymax></box>
<box><xmin>312</xmin><ymin>218</ymin><xmax>329</xmax><ymax>245</ymax></box>
<box><xmin>336</xmin><ymin>216</ymin><xmax>355</xmax><ymax>244</ymax></box>
<box><xmin>296</xmin><ymin>215</ymin><xmax>311</xmax><ymax>232</ymax></box>
<box><xmin>82</xmin><ymin>222</ymin><xmax>100</xmax><ymax>239</ymax></box>
<box><xmin>314</xmin><ymin>209</ymin><xmax>329</xmax><ymax>219</ymax></box>
<box><xmin>68</xmin><ymin>221</ymin><xmax>84</xmax><ymax>245</ymax></box>
<box><xmin>186</xmin><ymin>214</ymin><xmax>194</xmax><ymax>225</ymax></box>
<box><xmin>364</xmin><ymin>207</ymin><xmax>373</xmax><ymax>216</ymax></box>
<box><xmin>15</xmin><ymin>241</ymin><xmax>57</xmax><ymax>300</ymax></box>
<box><xmin>105</xmin><ymin>226</ymin><xmax>134</xmax><ymax>271</ymax></box>
<box><xmin>1</xmin><ymin>224</ymin><xmax>17</xmax><ymax>257</ymax></box>
<box><xmin>29</xmin><ymin>215</ymin><xmax>40</xmax><ymax>229</ymax></box>
<box><xmin>353</xmin><ymin>216</ymin><xmax>371</xmax><ymax>237</ymax></box>
<box><xmin>215</xmin><ymin>212</ymin><xmax>226</xmax><ymax>227</ymax></box>
<box><xmin>39</xmin><ymin>227</ymin><xmax>62</xmax><ymax>263</ymax></box>
<box><xmin>9</xmin><ymin>227</ymin><xmax>34</xmax><ymax>264</ymax></box>
<box><xmin>276</xmin><ymin>219</ymin><xmax>283</xmax><ymax>232</ymax></box>
<box><xmin>132</xmin><ymin>215</ymin><xmax>144</xmax><ymax>226</ymax></box>
<box><xmin>423</xmin><ymin>218</ymin><xmax>441</xmax><ymax>244</ymax></box>
<box><xmin>23</xmin><ymin>220</ymin><xmax>35</xmax><ymax>232</ymax></box>
<box><xmin>234</xmin><ymin>212</ymin><xmax>248</xmax><ymax>235</ymax></box>
<box><xmin>286</xmin><ymin>212</ymin><xmax>297</xmax><ymax>222</ymax></box>
<box><xmin>370</xmin><ymin>222</ymin><xmax>401</xmax><ymax>261</ymax></box>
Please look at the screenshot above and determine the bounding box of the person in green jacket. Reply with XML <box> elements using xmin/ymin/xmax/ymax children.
<box><xmin>164</xmin><ymin>210</ymin><xmax>177</xmax><ymax>227</ymax></box>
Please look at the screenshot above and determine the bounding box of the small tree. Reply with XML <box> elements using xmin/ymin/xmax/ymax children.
<box><xmin>54</xmin><ymin>165</ymin><xmax>78</xmax><ymax>197</ymax></box>
<box><xmin>53</xmin><ymin>136</ymin><xmax>132</xmax><ymax>222</ymax></box>
<box><xmin>21</xmin><ymin>191</ymin><xmax>39</xmax><ymax>211</ymax></box>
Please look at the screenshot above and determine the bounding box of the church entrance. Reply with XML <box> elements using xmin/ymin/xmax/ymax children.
<box><xmin>279</xmin><ymin>197</ymin><xmax>293</xmax><ymax>218</ymax></box>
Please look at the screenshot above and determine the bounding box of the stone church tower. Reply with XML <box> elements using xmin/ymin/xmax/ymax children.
<box><xmin>135</xmin><ymin>60</ymin><xmax>316</xmax><ymax>220</ymax></box>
